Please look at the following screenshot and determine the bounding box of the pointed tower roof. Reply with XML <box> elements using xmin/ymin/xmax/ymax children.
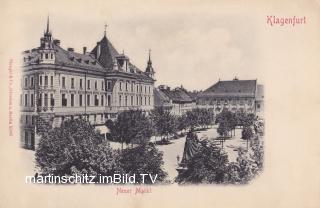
<box><xmin>91</xmin><ymin>34</ymin><xmax>119</xmax><ymax>69</ymax></box>
<box><xmin>146</xmin><ymin>49</ymin><xmax>155</xmax><ymax>75</ymax></box>
<box><xmin>46</xmin><ymin>15</ymin><xmax>50</xmax><ymax>33</ymax></box>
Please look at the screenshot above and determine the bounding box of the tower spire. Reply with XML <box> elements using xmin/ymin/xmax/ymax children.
<box><xmin>145</xmin><ymin>49</ymin><xmax>155</xmax><ymax>78</ymax></box>
<box><xmin>104</xmin><ymin>23</ymin><xmax>108</xmax><ymax>36</ymax></box>
<box><xmin>148</xmin><ymin>49</ymin><xmax>152</xmax><ymax>64</ymax></box>
<box><xmin>46</xmin><ymin>15</ymin><xmax>50</xmax><ymax>34</ymax></box>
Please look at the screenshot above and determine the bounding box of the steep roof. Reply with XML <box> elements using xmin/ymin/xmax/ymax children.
<box><xmin>54</xmin><ymin>45</ymin><xmax>105</xmax><ymax>71</ymax></box>
<box><xmin>154</xmin><ymin>88</ymin><xmax>171</xmax><ymax>107</ymax></box>
<box><xmin>160</xmin><ymin>87</ymin><xmax>194</xmax><ymax>103</ymax></box>
<box><xmin>23</xmin><ymin>35</ymin><xmax>155</xmax><ymax>82</ymax></box>
<box><xmin>22</xmin><ymin>45</ymin><xmax>105</xmax><ymax>72</ymax></box>
<box><xmin>91</xmin><ymin>35</ymin><xmax>119</xmax><ymax>70</ymax></box>
<box><xmin>201</xmin><ymin>79</ymin><xmax>257</xmax><ymax>98</ymax></box>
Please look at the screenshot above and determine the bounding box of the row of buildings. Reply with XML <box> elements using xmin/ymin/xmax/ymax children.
<box><xmin>20</xmin><ymin>19</ymin><xmax>264</xmax><ymax>150</ymax></box>
<box><xmin>153</xmin><ymin>78</ymin><xmax>264</xmax><ymax>117</ymax></box>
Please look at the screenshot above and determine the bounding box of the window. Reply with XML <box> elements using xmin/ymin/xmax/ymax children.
<box><xmin>125</xmin><ymin>82</ymin><xmax>128</xmax><ymax>91</ymax></box>
<box><xmin>44</xmin><ymin>76</ymin><xmax>48</xmax><ymax>86</ymax></box>
<box><xmin>95</xmin><ymin>81</ymin><xmax>97</xmax><ymax>90</ymax></box>
<box><xmin>62</xmin><ymin>94</ymin><xmax>67</xmax><ymax>106</ymax></box>
<box><xmin>24</xmin><ymin>77</ymin><xmax>28</xmax><ymax>87</ymax></box>
<box><xmin>131</xmin><ymin>96</ymin><xmax>133</xmax><ymax>106</ymax></box>
<box><xmin>71</xmin><ymin>78</ymin><xmax>74</xmax><ymax>89</ymax></box>
<box><xmin>80</xmin><ymin>79</ymin><xmax>83</xmax><ymax>89</ymax></box>
<box><xmin>125</xmin><ymin>96</ymin><xmax>128</xmax><ymax>106</ymax></box>
<box><xmin>100</xmin><ymin>114</ymin><xmax>103</xmax><ymax>122</ymax></box>
<box><xmin>107</xmin><ymin>95</ymin><xmax>111</xmax><ymax>107</ymax></box>
<box><xmin>145</xmin><ymin>86</ymin><xmax>146</xmax><ymax>93</ymax></box>
<box><xmin>136</xmin><ymin>97</ymin><xmax>138</xmax><ymax>106</ymax></box>
<box><xmin>87</xmin><ymin>94</ymin><xmax>90</xmax><ymax>106</ymax></box>
<box><xmin>131</xmin><ymin>83</ymin><xmax>134</xmax><ymax>92</ymax></box>
<box><xmin>87</xmin><ymin>80</ymin><xmax>90</xmax><ymax>90</ymax></box>
<box><xmin>148</xmin><ymin>97</ymin><xmax>151</xmax><ymax>105</ymax></box>
<box><xmin>94</xmin><ymin>95</ymin><xmax>99</xmax><ymax>106</ymax></box>
<box><xmin>50</xmin><ymin>76</ymin><xmax>53</xmax><ymax>86</ymax></box>
<box><xmin>71</xmin><ymin>94</ymin><xmax>74</xmax><ymax>107</ymax></box>
<box><xmin>24</xmin><ymin>94</ymin><xmax>28</xmax><ymax>106</ymax></box>
<box><xmin>79</xmin><ymin>94</ymin><xmax>83</xmax><ymax>106</ymax></box>
<box><xmin>50</xmin><ymin>94</ymin><xmax>54</xmax><ymax>106</ymax></box>
<box><xmin>39</xmin><ymin>76</ymin><xmax>42</xmax><ymax>86</ymax></box>
<box><xmin>136</xmin><ymin>85</ymin><xmax>139</xmax><ymax>92</ymax></box>
<box><xmin>44</xmin><ymin>94</ymin><xmax>48</xmax><ymax>106</ymax></box>
<box><xmin>140</xmin><ymin>97</ymin><xmax>143</xmax><ymax>106</ymax></box>
<box><xmin>145</xmin><ymin>97</ymin><xmax>147</xmax><ymax>105</ymax></box>
<box><xmin>45</xmin><ymin>53</ymin><xmax>48</xmax><ymax>59</ymax></box>
<box><xmin>38</xmin><ymin>94</ymin><xmax>42</xmax><ymax>106</ymax></box>
<box><xmin>31</xmin><ymin>94</ymin><xmax>34</xmax><ymax>107</ymax></box>
<box><xmin>101</xmin><ymin>81</ymin><xmax>104</xmax><ymax>90</ymax></box>
<box><xmin>51</xmin><ymin>54</ymin><xmax>53</xmax><ymax>59</ymax></box>
<box><xmin>25</xmin><ymin>131</ymin><xmax>28</xmax><ymax>148</ymax></box>
<box><xmin>101</xmin><ymin>95</ymin><xmax>104</xmax><ymax>106</ymax></box>
<box><xmin>119</xmin><ymin>95</ymin><xmax>122</xmax><ymax>106</ymax></box>
<box><xmin>107</xmin><ymin>81</ymin><xmax>111</xmax><ymax>90</ymax></box>
<box><xmin>62</xmin><ymin>77</ymin><xmax>66</xmax><ymax>88</ymax></box>
<box><xmin>119</xmin><ymin>82</ymin><xmax>122</xmax><ymax>91</ymax></box>
<box><xmin>31</xmin><ymin>77</ymin><xmax>34</xmax><ymax>87</ymax></box>
<box><xmin>31</xmin><ymin>116</ymin><xmax>35</xmax><ymax>125</ymax></box>
<box><xmin>149</xmin><ymin>86</ymin><xmax>151</xmax><ymax>94</ymax></box>
<box><xmin>25</xmin><ymin>115</ymin><xmax>28</xmax><ymax>124</ymax></box>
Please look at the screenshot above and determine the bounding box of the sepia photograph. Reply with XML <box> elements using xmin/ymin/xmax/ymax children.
<box><xmin>1</xmin><ymin>0</ymin><xmax>319</xmax><ymax>207</ymax></box>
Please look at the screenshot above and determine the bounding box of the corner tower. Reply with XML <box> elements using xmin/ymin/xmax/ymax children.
<box><xmin>39</xmin><ymin>16</ymin><xmax>55</xmax><ymax>64</ymax></box>
<box><xmin>145</xmin><ymin>49</ymin><xmax>155</xmax><ymax>78</ymax></box>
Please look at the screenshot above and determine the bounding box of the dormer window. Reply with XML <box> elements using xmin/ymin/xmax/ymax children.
<box><xmin>70</xmin><ymin>56</ymin><xmax>74</xmax><ymax>61</ymax></box>
<box><xmin>45</xmin><ymin>53</ymin><xmax>48</xmax><ymax>59</ymax></box>
<box><xmin>77</xmin><ymin>58</ymin><xmax>82</xmax><ymax>63</ymax></box>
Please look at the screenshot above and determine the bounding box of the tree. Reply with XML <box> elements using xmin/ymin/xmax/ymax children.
<box><xmin>216</xmin><ymin>109</ymin><xmax>235</xmax><ymax>138</ymax></box>
<box><xmin>120</xmin><ymin>143</ymin><xmax>168</xmax><ymax>184</ymax></box>
<box><xmin>176</xmin><ymin>114</ymin><xmax>188</xmax><ymax>134</ymax></box>
<box><xmin>175</xmin><ymin>140</ymin><xmax>229</xmax><ymax>184</ymax></box>
<box><xmin>242</xmin><ymin>126</ymin><xmax>254</xmax><ymax>150</ymax></box>
<box><xmin>35</xmin><ymin>119</ymin><xmax>122</xmax><ymax>178</ymax></box>
<box><xmin>151</xmin><ymin>107</ymin><xmax>176</xmax><ymax>142</ymax></box>
<box><xmin>108</xmin><ymin>110</ymin><xmax>153</xmax><ymax>149</ymax></box>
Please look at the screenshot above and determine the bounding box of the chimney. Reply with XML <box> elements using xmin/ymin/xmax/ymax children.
<box><xmin>67</xmin><ymin>48</ymin><xmax>74</xmax><ymax>52</ymax></box>
<box><xmin>83</xmin><ymin>47</ymin><xmax>87</xmax><ymax>54</ymax></box>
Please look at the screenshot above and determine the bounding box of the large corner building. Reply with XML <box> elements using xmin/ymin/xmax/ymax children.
<box><xmin>21</xmin><ymin>18</ymin><xmax>156</xmax><ymax>149</ymax></box>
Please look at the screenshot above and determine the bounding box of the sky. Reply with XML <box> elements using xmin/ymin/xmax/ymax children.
<box><xmin>15</xmin><ymin>1</ymin><xmax>264</xmax><ymax>91</ymax></box>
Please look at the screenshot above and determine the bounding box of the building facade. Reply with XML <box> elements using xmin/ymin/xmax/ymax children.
<box><xmin>197</xmin><ymin>78</ymin><xmax>264</xmax><ymax>115</ymax></box>
<box><xmin>21</xmin><ymin>19</ymin><xmax>155</xmax><ymax>149</ymax></box>
<box><xmin>154</xmin><ymin>85</ymin><xmax>196</xmax><ymax>116</ymax></box>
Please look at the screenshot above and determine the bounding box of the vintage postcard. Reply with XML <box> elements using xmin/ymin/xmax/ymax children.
<box><xmin>0</xmin><ymin>0</ymin><xmax>319</xmax><ymax>207</ymax></box>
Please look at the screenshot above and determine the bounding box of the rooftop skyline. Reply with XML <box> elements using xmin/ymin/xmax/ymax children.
<box><xmin>21</xmin><ymin>6</ymin><xmax>263</xmax><ymax>91</ymax></box>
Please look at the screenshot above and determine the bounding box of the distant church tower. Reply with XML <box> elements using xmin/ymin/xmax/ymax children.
<box><xmin>145</xmin><ymin>49</ymin><xmax>155</xmax><ymax>78</ymax></box>
<box><xmin>39</xmin><ymin>16</ymin><xmax>55</xmax><ymax>64</ymax></box>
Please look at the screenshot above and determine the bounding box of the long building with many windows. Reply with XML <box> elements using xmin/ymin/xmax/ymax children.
<box><xmin>21</xmin><ymin>18</ymin><xmax>155</xmax><ymax>149</ymax></box>
<box><xmin>197</xmin><ymin>78</ymin><xmax>264</xmax><ymax>115</ymax></box>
